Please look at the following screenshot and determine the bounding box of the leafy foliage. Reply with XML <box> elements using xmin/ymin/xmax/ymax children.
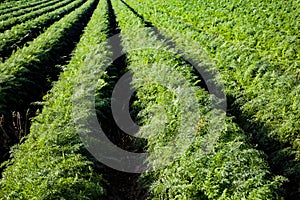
<box><xmin>0</xmin><ymin>0</ymin><xmax>96</xmax><ymax>120</ymax></box>
<box><xmin>125</xmin><ymin>0</ymin><xmax>300</xmax><ymax>197</ymax></box>
<box><xmin>0</xmin><ymin>0</ymin><xmax>111</xmax><ymax>198</ymax></box>
<box><xmin>0</xmin><ymin>0</ymin><xmax>61</xmax><ymax>22</ymax></box>
<box><xmin>0</xmin><ymin>0</ymin><xmax>297</xmax><ymax>198</ymax></box>
<box><xmin>0</xmin><ymin>0</ymin><xmax>44</xmax><ymax>13</ymax></box>
<box><xmin>0</xmin><ymin>0</ymin><xmax>76</xmax><ymax>32</ymax></box>
<box><xmin>0</xmin><ymin>0</ymin><xmax>85</xmax><ymax>60</ymax></box>
<box><xmin>111</xmin><ymin>0</ymin><xmax>286</xmax><ymax>199</ymax></box>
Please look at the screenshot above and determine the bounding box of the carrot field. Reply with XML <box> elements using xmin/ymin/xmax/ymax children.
<box><xmin>0</xmin><ymin>0</ymin><xmax>299</xmax><ymax>199</ymax></box>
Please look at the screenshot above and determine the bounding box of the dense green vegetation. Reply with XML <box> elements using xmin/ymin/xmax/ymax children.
<box><xmin>123</xmin><ymin>0</ymin><xmax>300</xmax><ymax>198</ymax></box>
<box><xmin>0</xmin><ymin>0</ymin><xmax>85</xmax><ymax>60</ymax></box>
<box><xmin>0</xmin><ymin>0</ymin><xmax>29</xmax><ymax>10</ymax></box>
<box><xmin>125</xmin><ymin>0</ymin><xmax>300</xmax><ymax>150</ymax></box>
<box><xmin>0</xmin><ymin>0</ymin><xmax>94</xmax><ymax>116</ymax></box>
<box><xmin>0</xmin><ymin>0</ymin><xmax>298</xmax><ymax>199</ymax></box>
<box><xmin>0</xmin><ymin>0</ymin><xmax>109</xmax><ymax>198</ymax></box>
<box><xmin>0</xmin><ymin>0</ymin><xmax>62</xmax><ymax>22</ymax></box>
<box><xmin>0</xmin><ymin>0</ymin><xmax>50</xmax><ymax>16</ymax></box>
<box><xmin>0</xmin><ymin>0</ymin><xmax>76</xmax><ymax>32</ymax></box>
<box><xmin>0</xmin><ymin>0</ymin><xmax>96</xmax><ymax>173</ymax></box>
<box><xmin>111</xmin><ymin>0</ymin><xmax>286</xmax><ymax>199</ymax></box>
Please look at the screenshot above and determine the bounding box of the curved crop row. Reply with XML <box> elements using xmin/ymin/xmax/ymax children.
<box><xmin>0</xmin><ymin>0</ymin><xmax>75</xmax><ymax>32</ymax></box>
<box><xmin>0</xmin><ymin>0</ymin><xmax>62</xmax><ymax>22</ymax></box>
<box><xmin>124</xmin><ymin>0</ymin><xmax>300</xmax><ymax>197</ymax></box>
<box><xmin>0</xmin><ymin>0</ymin><xmax>85</xmax><ymax>60</ymax></box>
<box><xmin>0</xmin><ymin>0</ymin><xmax>110</xmax><ymax>198</ymax></box>
<box><xmin>111</xmin><ymin>0</ymin><xmax>285</xmax><ymax>199</ymax></box>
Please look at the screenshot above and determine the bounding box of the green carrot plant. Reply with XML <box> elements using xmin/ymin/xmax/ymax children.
<box><xmin>111</xmin><ymin>0</ymin><xmax>286</xmax><ymax>198</ymax></box>
<box><xmin>0</xmin><ymin>0</ymin><xmax>111</xmax><ymax>198</ymax></box>
<box><xmin>0</xmin><ymin>0</ymin><xmax>85</xmax><ymax>60</ymax></box>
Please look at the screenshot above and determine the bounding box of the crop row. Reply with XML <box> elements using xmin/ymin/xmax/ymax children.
<box><xmin>0</xmin><ymin>0</ymin><xmax>296</xmax><ymax>198</ymax></box>
<box><xmin>111</xmin><ymin>0</ymin><xmax>286</xmax><ymax>199</ymax></box>
<box><xmin>148</xmin><ymin>0</ymin><xmax>299</xmax><ymax>71</ymax></box>
<box><xmin>0</xmin><ymin>0</ymin><xmax>62</xmax><ymax>22</ymax></box>
<box><xmin>0</xmin><ymin>0</ymin><xmax>44</xmax><ymax>14</ymax></box>
<box><xmin>0</xmin><ymin>0</ymin><xmax>85</xmax><ymax>60</ymax></box>
<box><xmin>125</xmin><ymin>0</ymin><xmax>300</xmax><ymax>149</ymax></box>
<box><xmin>0</xmin><ymin>0</ymin><xmax>111</xmax><ymax>198</ymax></box>
<box><xmin>124</xmin><ymin>0</ymin><xmax>300</xmax><ymax>197</ymax></box>
<box><xmin>0</xmin><ymin>0</ymin><xmax>97</xmax><ymax>167</ymax></box>
<box><xmin>0</xmin><ymin>0</ymin><xmax>75</xmax><ymax>32</ymax></box>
